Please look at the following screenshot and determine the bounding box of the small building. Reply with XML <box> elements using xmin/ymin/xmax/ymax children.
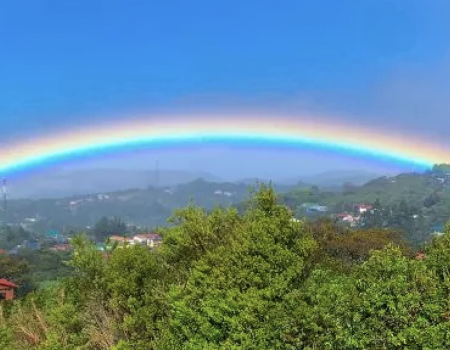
<box><xmin>24</xmin><ymin>239</ymin><xmax>41</xmax><ymax>251</ymax></box>
<box><xmin>45</xmin><ymin>229</ymin><xmax>62</xmax><ymax>241</ymax></box>
<box><xmin>0</xmin><ymin>278</ymin><xmax>18</xmax><ymax>300</ymax></box>
<box><xmin>109</xmin><ymin>235</ymin><xmax>128</xmax><ymax>244</ymax></box>
<box><xmin>336</xmin><ymin>213</ymin><xmax>348</xmax><ymax>219</ymax></box>
<box><xmin>356</xmin><ymin>204</ymin><xmax>373</xmax><ymax>214</ymax></box>
<box><xmin>49</xmin><ymin>243</ymin><xmax>73</xmax><ymax>252</ymax></box>
<box><xmin>133</xmin><ymin>233</ymin><xmax>162</xmax><ymax>248</ymax></box>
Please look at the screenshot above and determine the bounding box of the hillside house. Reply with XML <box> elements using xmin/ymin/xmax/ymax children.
<box><xmin>336</xmin><ymin>213</ymin><xmax>356</xmax><ymax>222</ymax></box>
<box><xmin>133</xmin><ymin>233</ymin><xmax>162</xmax><ymax>248</ymax></box>
<box><xmin>356</xmin><ymin>204</ymin><xmax>373</xmax><ymax>214</ymax></box>
<box><xmin>336</xmin><ymin>213</ymin><xmax>349</xmax><ymax>220</ymax></box>
<box><xmin>49</xmin><ymin>243</ymin><xmax>73</xmax><ymax>252</ymax></box>
<box><xmin>0</xmin><ymin>278</ymin><xmax>18</xmax><ymax>300</ymax></box>
<box><xmin>108</xmin><ymin>235</ymin><xmax>132</xmax><ymax>247</ymax></box>
<box><xmin>24</xmin><ymin>239</ymin><xmax>41</xmax><ymax>251</ymax></box>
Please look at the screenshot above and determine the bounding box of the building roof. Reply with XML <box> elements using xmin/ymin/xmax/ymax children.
<box><xmin>50</xmin><ymin>244</ymin><xmax>72</xmax><ymax>251</ymax></box>
<box><xmin>109</xmin><ymin>235</ymin><xmax>128</xmax><ymax>242</ymax></box>
<box><xmin>0</xmin><ymin>278</ymin><xmax>18</xmax><ymax>289</ymax></box>
<box><xmin>134</xmin><ymin>233</ymin><xmax>162</xmax><ymax>240</ymax></box>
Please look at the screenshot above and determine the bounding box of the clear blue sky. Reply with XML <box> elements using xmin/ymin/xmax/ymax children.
<box><xmin>0</xmin><ymin>0</ymin><xmax>449</xmax><ymax>178</ymax></box>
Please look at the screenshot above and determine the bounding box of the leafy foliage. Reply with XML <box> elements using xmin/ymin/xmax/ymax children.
<box><xmin>3</xmin><ymin>185</ymin><xmax>450</xmax><ymax>349</ymax></box>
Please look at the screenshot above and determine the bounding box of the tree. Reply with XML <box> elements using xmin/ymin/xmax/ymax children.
<box><xmin>162</xmin><ymin>184</ymin><xmax>317</xmax><ymax>349</ymax></box>
<box><xmin>424</xmin><ymin>191</ymin><xmax>440</xmax><ymax>208</ymax></box>
<box><xmin>0</xmin><ymin>254</ymin><xmax>32</xmax><ymax>296</ymax></box>
<box><xmin>93</xmin><ymin>216</ymin><xmax>127</xmax><ymax>242</ymax></box>
<box><xmin>432</xmin><ymin>163</ymin><xmax>450</xmax><ymax>175</ymax></box>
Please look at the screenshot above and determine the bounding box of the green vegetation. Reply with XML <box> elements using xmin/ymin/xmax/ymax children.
<box><xmin>280</xmin><ymin>170</ymin><xmax>450</xmax><ymax>244</ymax></box>
<box><xmin>6</xmin><ymin>168</ymin><xmax>450</xmax><ymax>245</ymax></box>
<box><xmin>3</xmin><ymin>185</ymin><xmax>450</xmax><ymax>349</ymax></box>
<box><xmin>3</xmin><ymin>179</ymin><xmax>256</xmax><ymax>232</ymax></box>
<box><xmin>0</xmin><ymin>226</ymin><xmax>33</xmax><ymax>251</ymax></box>
<box><xmin>0</xmin><ymin>249</ymin><xmax>71</xmax><ymax>295</ymax></box>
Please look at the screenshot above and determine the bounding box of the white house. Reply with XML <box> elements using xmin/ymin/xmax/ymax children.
<box><xmin>132</xmin><ymin>233</ymin><xmax>162</xmax><ymax>248</ymax></box>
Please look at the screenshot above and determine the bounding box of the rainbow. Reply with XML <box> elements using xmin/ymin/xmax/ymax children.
<box><xmin>0</xmin><ymin>114</ymin><xmax>448</xmax><ymax>176</ymax></box>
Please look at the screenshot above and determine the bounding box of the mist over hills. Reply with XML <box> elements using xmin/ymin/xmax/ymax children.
<box><xmin>2</xmin><ymin>165</ymin><xmax>449</xmax><ymax>245</ymax></box>
<box><xmin>5</xmin><ymin>167</ymin><xmax>392</xmax><ymax>200</ymax></box>
<box><xmin>281</xmin><ymin>169</ymin><xmax>392</xmax><ymax>188</ymax></box>
<box><xmin>0</xmin><ymin>166</ymin><xmax>424</xmax><ymax>235</ymax></box>
<box><xmin>6</xmin><ymin>169</ymin><xmax>224</xmax><ymax>199</ymax></box>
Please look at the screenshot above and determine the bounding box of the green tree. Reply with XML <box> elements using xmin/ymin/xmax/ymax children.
<box><xmin>93</xmin><ymin>216</ymin><xmax>127</xmax><ymax>242</ymax></box>
<box><xmin>162</xmin><ymin>185</ymin><xmax>317</xmax><ymax>349</ymax></box>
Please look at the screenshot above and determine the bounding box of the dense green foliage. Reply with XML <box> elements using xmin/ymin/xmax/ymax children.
<box><xmin>0</xmin><ymin>226</ymin><xmax>33</xmax><ymax>250</ymax></box>
<box><xmin>93</xmin><ymin>217</ymin><xmax>127</xmax><ymax>242</ymax></box>
<box><xmin>281</xmin><ymin>170</ymin><xmax>450</xmax><ymax>244</ymax></box>
<box><xmin>0</xmin><ymin>249</ymin><xmax>71</xmax><ymax>295</ymax></box>
<box><xmin>3</xmin><ymin>185</ymin><xmax>450</xmax><ymax>349</ymax></box>
<box><xmin>4</xmin><ymin>168</ymin><xmax>450</xmax><ymax>246</ymax></box>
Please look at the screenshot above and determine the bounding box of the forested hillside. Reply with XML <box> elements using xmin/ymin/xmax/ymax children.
<box><xmin>4</xmin><ymin>166</ymin><xmax>450</xmax><ymax>246</ymax></box>
<box><xmin>2</xmin><ymin>179</ymin><xmax>256</xmax><ymax>230</ymax></box>
<box><xmin>2</xmin><ymin>185</ymin><xmax>450</xmax><ymax>349</ymax></box>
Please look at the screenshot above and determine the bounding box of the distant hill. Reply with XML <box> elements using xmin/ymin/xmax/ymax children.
<box><xmin>280</xmin><ymin>169</ymin><xmax>450</xmax><ymax>243</ymax></box>
<box><xmin>281</xmin><ymin>171</ymin><xmax>445</xmax><ymax>209</ymax></box>
<box><xmin>2</xmin><ymin>178</ymin><xmax>254</xmax><ymax>231</ymax></box>
<box><xmin>282</xmin><ymin>169</ymin><xmax>391</xmax><ymax>189</ymax></box>
<box><xmin>4</xmin><ymin>168</ymin><xmax>450</xmax><ymax>244</ymax></box>
<box><xmin>6</xmin><ymin>169</ymin><xmax>224</xmax><ymax>199</ymax></box>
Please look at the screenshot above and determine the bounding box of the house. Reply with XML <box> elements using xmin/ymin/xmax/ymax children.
<box><xmin>356</xmin><ymin>204</ymin><xmax>373</xmax><ymax>214</ymax></box>
<box><xmin>49</xmin><ymin>243</ymin><xmax>73</xmax><ymax>252</ymax></box>
<box><xmin>133</xmin><ymin>233</ymin><xmax>162</xmax><ymax>248</ymax></box>
<box><xmin>109</xmin><ymin>235</ymin><xmax>128</xmax><ymax>244</ymax></box>
<box><xmin>336</xmin><ymin>213</ymin><xmax>350</xmax><ymax>220</ymax></box>
<box><xmin>108</xmin><ymin>235</ymin><xmax>134</xmax><ymax>247</ymax></box>
<box><xmin>302</xmin><ymin>203</ymin><xmax>328</xmax><ymax>213</ymax></box>
<box><xmin>24</xmin><ymin>239</ymin><xmax>41</xmax><ymax>251</ymax></box>
<box><xmin>0</xmin><ymin>278</ymin><xmax>18</xmax><ymax>300</ymax></box>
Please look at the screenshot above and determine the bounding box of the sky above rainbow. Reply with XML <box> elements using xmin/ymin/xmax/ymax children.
<box><xmin>0</xmin><ymin>1</ymin><xmax>449</xmax><ymax>179</ymax></box>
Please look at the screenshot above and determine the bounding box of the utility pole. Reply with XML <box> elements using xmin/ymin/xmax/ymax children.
<box><xmin>1</xmin><ymin>178</ymin><xmax>7</xmax><ymax>224</ymax></box>
<box><xmin>155</xmin><ymin>159</ymin><xmax>160</xmax><ymax>188</ymax></box>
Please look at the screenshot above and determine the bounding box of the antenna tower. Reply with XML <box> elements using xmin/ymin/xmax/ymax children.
<box><xmin>156</xmin><ymin>159</ymin><xmax>160</xmax><ymax>188</ymax></box>
<box><xmin>1</xmin><ymin>178</ymin><xmax>7</xmax><ymax>214</ymax></box>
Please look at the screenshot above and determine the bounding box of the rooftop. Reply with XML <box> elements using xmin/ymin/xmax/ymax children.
<box><xmin>0</xmin><ymin>278</ymin><xmax>18</xmax><ymax>289</ymax></box>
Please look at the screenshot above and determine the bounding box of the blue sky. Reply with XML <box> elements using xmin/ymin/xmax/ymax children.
<box><xmin>1</xmin><ymin>0</ymin><xmax>449</xmax><ymax>178</ymax></box>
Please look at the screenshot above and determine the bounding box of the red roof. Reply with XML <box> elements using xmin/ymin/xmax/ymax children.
<box><xmin>0</xmin><ymin>249</ymin><xmax>5</xmax><ymax>255</ymax></box>
<box><xmin>0</xmin><ymin>278</ymin><xmax>18</xmax><ymax>289</ymax></box>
